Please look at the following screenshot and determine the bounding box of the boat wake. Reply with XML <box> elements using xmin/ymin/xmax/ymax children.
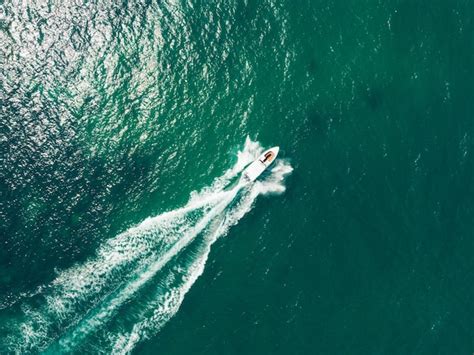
<box><xmin>1</xmin><ymin>138</ymin><xmax>292</xmax><ymax>354</ymax></box>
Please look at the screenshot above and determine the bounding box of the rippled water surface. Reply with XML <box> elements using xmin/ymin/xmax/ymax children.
<box><xmin>1</xmin><ymin>0</ymin><xmax>473</xmax><ymax>353</ymax></box>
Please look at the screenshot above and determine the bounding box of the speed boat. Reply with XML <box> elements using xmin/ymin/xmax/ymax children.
<box><xmin>241</xmin><ymin>147</ymin><xmax>279</xmax><ymax>182</ymax></box>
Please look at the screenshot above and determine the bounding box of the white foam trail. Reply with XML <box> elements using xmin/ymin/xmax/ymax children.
<box><xmin>4</xmin><ymin>138</ymin><xmax>292</xmax><ymax>354</ymax></box>
<box><xmin>109</xmin><ymin>160</ymin><xmax>293</xmax><ymax>354</ymax></box>
<box><xmin>54</xmin><ymin>188</ymin><xmax>240</xmax><ymax>351</ymax></box>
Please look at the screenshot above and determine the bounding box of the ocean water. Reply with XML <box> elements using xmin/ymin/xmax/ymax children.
<box><xmin>1</xmin><ymin>0</ymin><xmax>473</xmax><ymax>354</ymax></box>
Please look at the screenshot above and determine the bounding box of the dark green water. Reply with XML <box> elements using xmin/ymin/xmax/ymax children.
<box><xmin>1</xmin><ymin>0</ymin><xmax>473</xmax><ymax>353</ymax></box>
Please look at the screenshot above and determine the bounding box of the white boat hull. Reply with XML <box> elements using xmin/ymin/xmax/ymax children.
<box><xmin>241</xmin><ymin>147</ymin><xmax>279</xmax><ymax>182</ymax></box>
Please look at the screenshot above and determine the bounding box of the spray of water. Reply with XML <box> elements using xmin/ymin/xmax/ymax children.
<box><xmin>2</xmin><ymin>138</ymin><xmax>292</xmax><ymax>354</ymax></box>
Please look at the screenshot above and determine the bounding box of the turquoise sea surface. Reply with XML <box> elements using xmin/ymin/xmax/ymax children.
<box><xmin>1</xmin><ymin>0</ymin><xmax>473</xmax><ymax>353</ymax></box>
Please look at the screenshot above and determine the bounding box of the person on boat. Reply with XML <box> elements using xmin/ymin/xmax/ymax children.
<box><xmin>262</xmin><ymin>151</ymin><xmax>273</xmax><ymax>163</ymax></box>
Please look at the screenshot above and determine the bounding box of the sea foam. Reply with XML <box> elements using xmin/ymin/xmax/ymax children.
<box><xmin>4</xmin><ymin>138</ymin><xmax>292</xmax><ymax>354</ymax></box>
